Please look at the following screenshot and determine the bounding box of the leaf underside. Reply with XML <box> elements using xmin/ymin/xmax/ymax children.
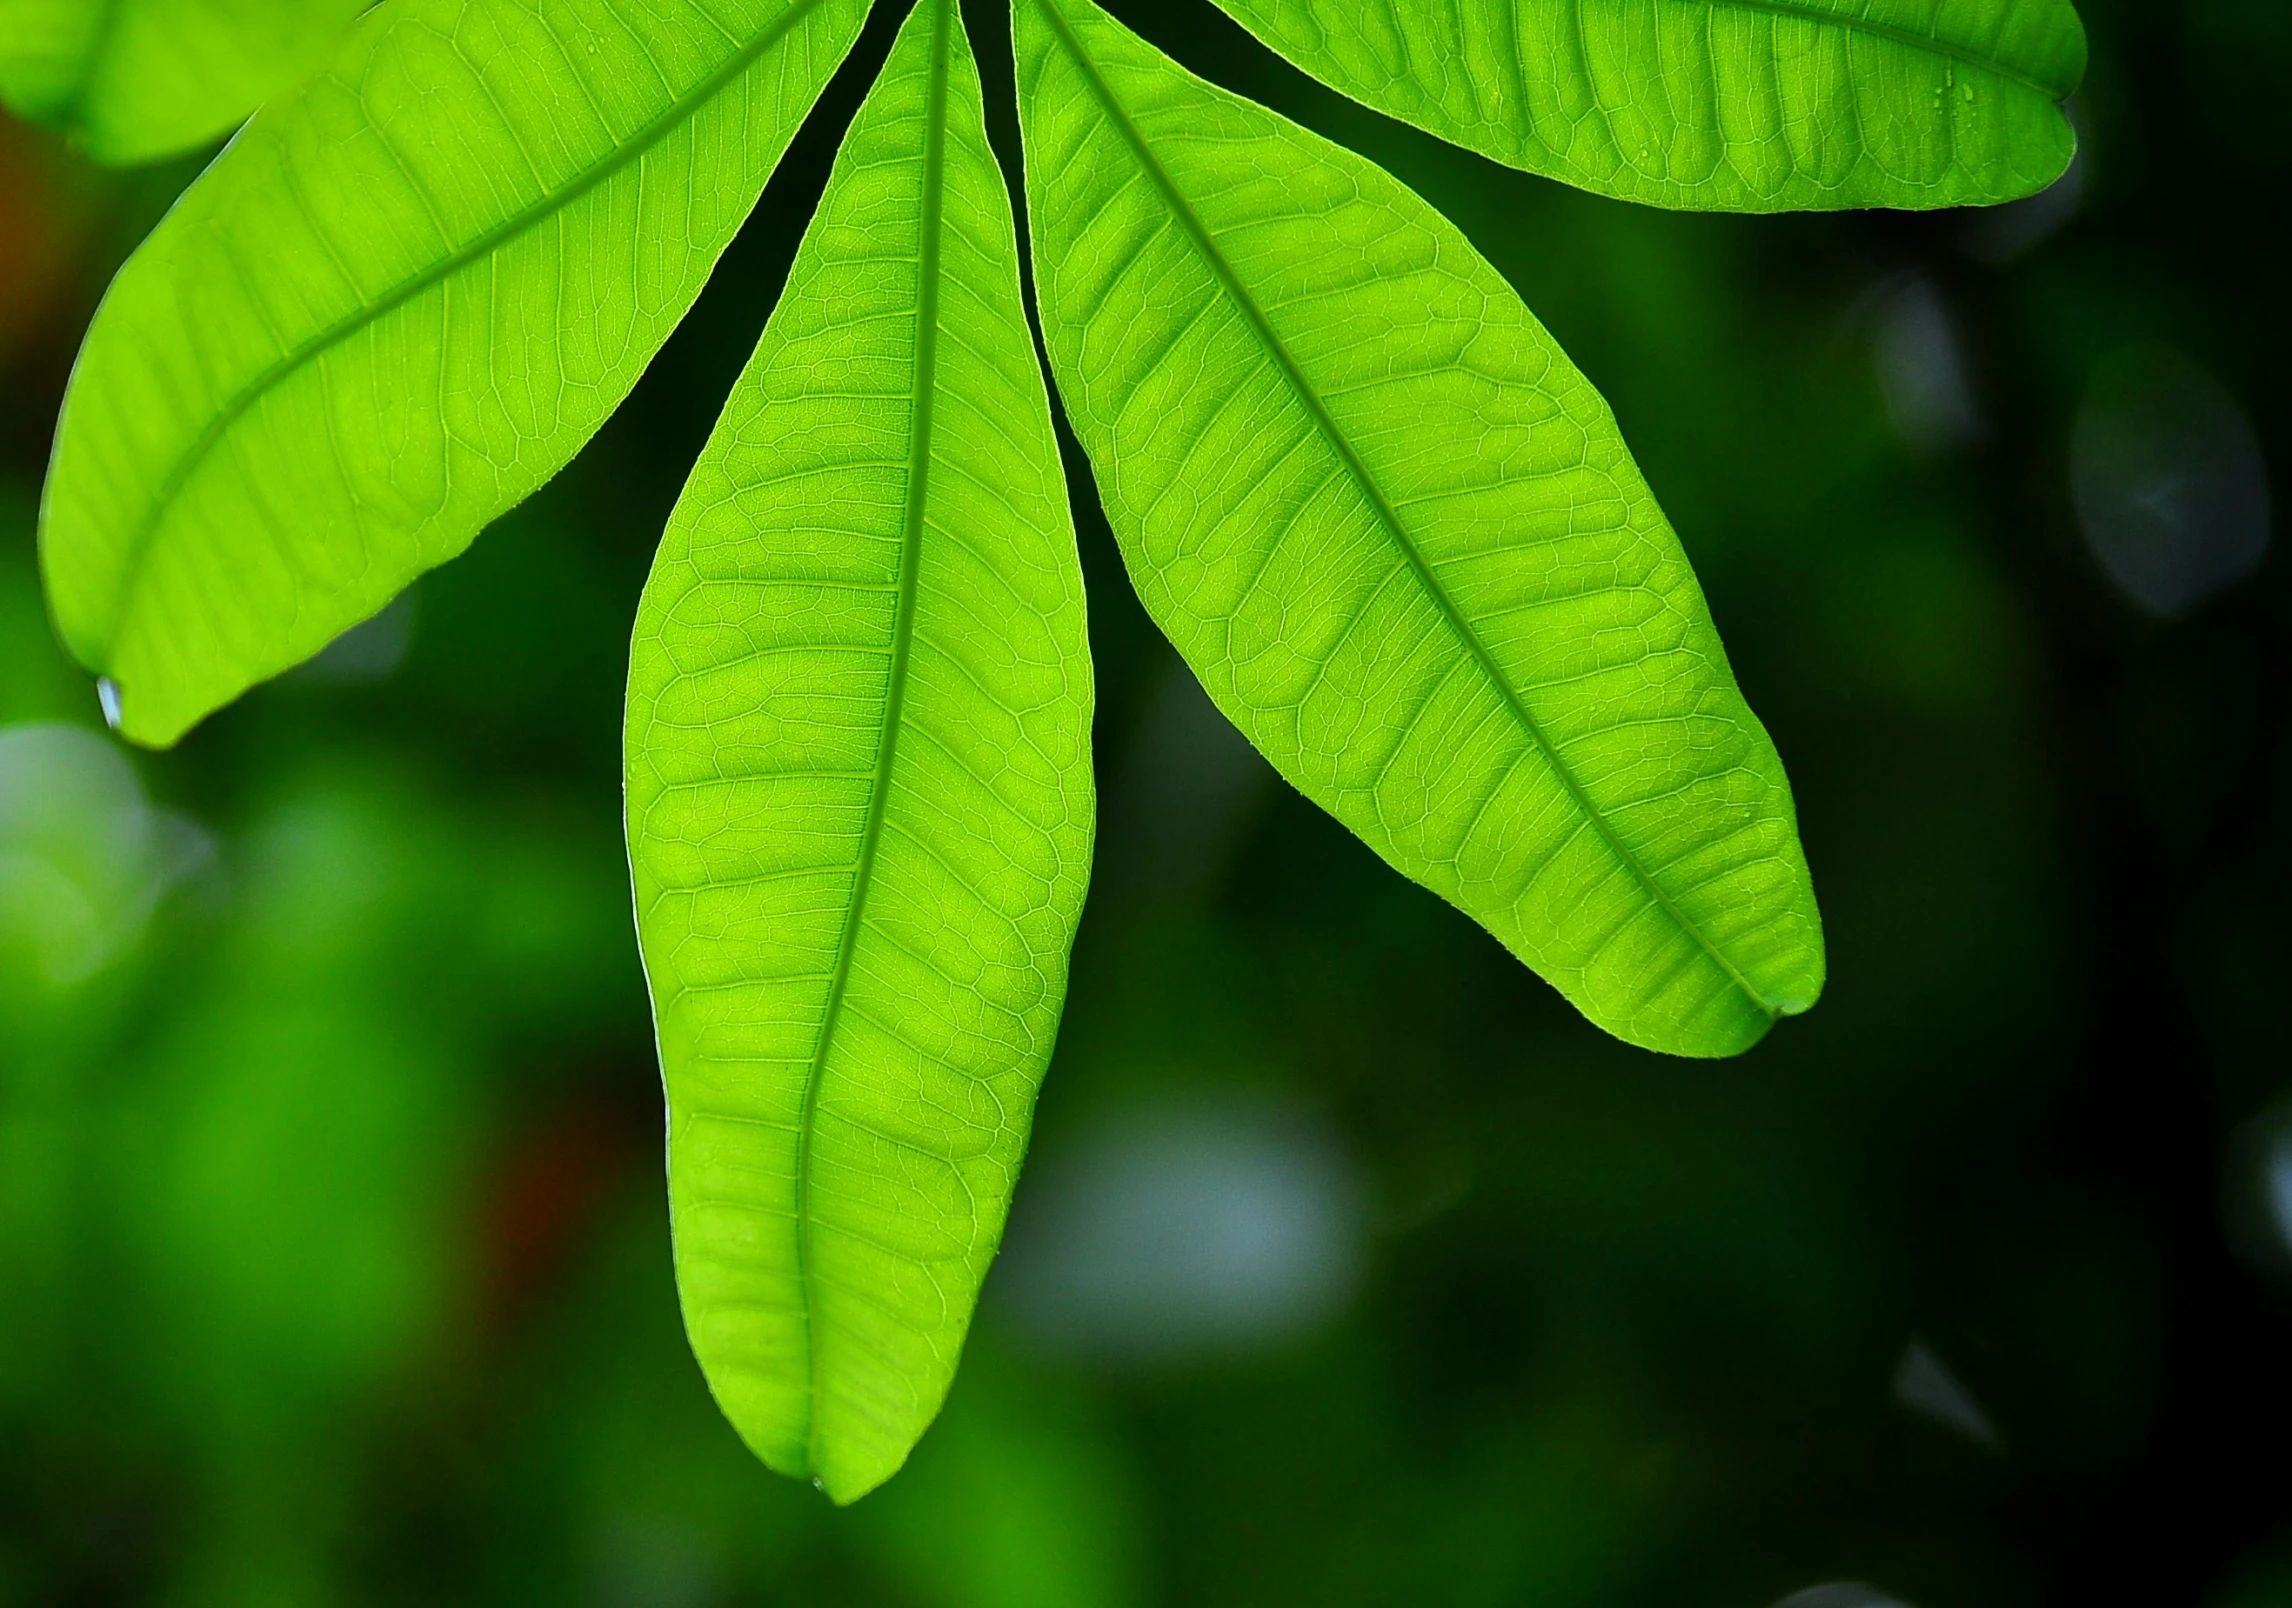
<box><xmin>1017</xmin><ymin>0</ymin><xmax>1823</xmax><ymax>1057</ymax></box>
<box><xmin>626</xmin><ymin>0</ymin><xmax>1093</xmax><ymax>1503</ymax></box>
<box><xmin>0</xmin><ymin>0</ymin><xmax>370</xmax><ymax>165</ymax></box>
<box><xmin>38</xmin><ymin>0</ymin><xmax>871</xmax><ymax>746</ymax></box>
<box><xmin>27</xmin><ymin>0</ymin><xmax>1860</xmax><ymax>1511</ymax></box>
<box><xmin>1210</xmin><ymin>0</ymin><xmax>2087</xmax><ymax>210</ymax></box>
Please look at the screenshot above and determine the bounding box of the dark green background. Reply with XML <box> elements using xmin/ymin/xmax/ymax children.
<box><xmin>3</xmin><ymin>1</ymin><xmax>2286</xmax><ymax>1602</ymax></box>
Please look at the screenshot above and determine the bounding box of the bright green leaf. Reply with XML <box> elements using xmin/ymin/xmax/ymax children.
<box><xmin>1208</xmin><ymin>0</ymin><xmax>2086</xmax><ymax>211</ymax></box>
<box><xmin>0</xmin><ymin>0</ymin><xmax>370</xmax><ymax>165</ymax></box>
<box><xmin>626</xmin><ymin>0</ymin><xmax>1093</xmax><ymax>1502</ymax></box>
<box><xmin>38</xmin><ymin>0</ymin><xmax>870</xmax><ymax>746</ymax></box>
<box><xmin>1015</xmin><ymin>0</ymin><xmax>1821</xmax><ymax>1057</ymax></box>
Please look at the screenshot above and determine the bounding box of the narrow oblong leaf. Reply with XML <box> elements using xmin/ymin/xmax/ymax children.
<box><xmin>627</xmin><ymin>0</ymin><xmax>1093</xmax><ymax>1502</ymax></box>
<box><xmin>1209</xmin><ymin>0</ymin><xmax>2086</xmax><ymax>211</ymax></box>
<box><xmin>1016</xmin><ymin>0</ymin><xmax>1821</xmax><ymax>1057</ymax></box>
<box><xmin>38</xmin><ymin>0</ymin><xmax>871</xmax><ymax>746</ymax></box>
<box><xmin>0</xmin><ymin>0</ymin><xmax>368</xmax><ymax>165</ymax></box>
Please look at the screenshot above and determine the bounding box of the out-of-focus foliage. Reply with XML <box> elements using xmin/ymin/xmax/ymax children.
<box><xmin>0</xmin><ymin>723</ymin><xmax>207</xmax><ymax>986</ymax></box>
<box><xmin>0</xmin><ymin>0</ymin><xmax>367</xmax><ymax>165</ymax></box>
<box><xmin>1209</xmin><ymin>0</ymin><xmax>2086</xmax><ymax>211</ymax></box>
<box><xmin>3</xmin><ymin>0</ymin><xmax>2288</xmax><ymax>1602</ymax></box>
<box><xmin>627</xmin><ymin>0</ymin><xmax>1095</xmax><ymax>1503</ymax></box>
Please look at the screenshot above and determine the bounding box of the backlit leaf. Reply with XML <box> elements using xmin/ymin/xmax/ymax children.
<box><xmin>626</xmin><ymin>0</ymin><xmax>1093</xmax><ymax>1501</ymax></box>
<box><xmin>0</xmin><ymin>0</ymin><xmax>368</xmax><ymax>165</ymax></box>
<box><xmin>1016</xmin><ymin>0</ymin><xmax>1821</xmax><ymax>1057</ymax></box>
<box><xmin>38</xmin><ymin>0</ymin><xmax>870</xmax><ymax>745</ymax></box>
<box><xmin>1209</xmin><ymin>0</ymin><xmax>2086</xmax><ymax>211</ymax></box>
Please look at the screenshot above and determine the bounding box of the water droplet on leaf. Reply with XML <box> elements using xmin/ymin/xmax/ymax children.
<box><xmin>95</xmin><ymin>678</ymin><xmax>123</xmax><ymax>731</ymax></box>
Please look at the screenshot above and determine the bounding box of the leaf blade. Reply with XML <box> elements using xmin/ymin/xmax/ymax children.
<box><xmin>627</xmin><ymin>0</ymin><xmax>1093</xmax><ymax>1501</ymax></box>
<box><xmin>1208</xmin><ymin>0</ymin><xmax>2086</xmax><ymax>210</ymax></box>
<box><xmin>1016</xmin><ymin>0</ymin><xmax>1821</xmax><ymax>1056</ymax></box>
<box><xmin>39</xmin><ymin>0</ymin><xmax>871</xmax><ymax>745</ymax></box>
<box><xmin>0</xmin><ymin>0</ymin><xmax>369</xmax><ymax>164</ymax></box>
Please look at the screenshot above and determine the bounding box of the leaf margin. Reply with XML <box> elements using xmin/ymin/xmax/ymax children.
<box><xmin>1205</xmin><ymin>0</ymin><xmax>2089</xmax><ymax>213</ymax></box>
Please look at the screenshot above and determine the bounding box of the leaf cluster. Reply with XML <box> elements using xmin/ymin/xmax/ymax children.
<box><xmin>22</xmin><ymin>0</ymin><xmax>2080</xmax><ymax>1498</ymax></box>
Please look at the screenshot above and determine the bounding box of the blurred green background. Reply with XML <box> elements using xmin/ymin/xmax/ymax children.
<box><xmin>3</xmin><ymin>1</ymin><xmax>2286</xmax><ymax>1603</ymax></box>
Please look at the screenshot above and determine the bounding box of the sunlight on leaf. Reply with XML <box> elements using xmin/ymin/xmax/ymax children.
<box><xmin>1017</xmin><ymin>0</ymin><xmax>1823</xmax><ymax>1057</ymax></box>
<box><xmin>38</xmin><ymin>0</ymin><xmax>871</xmax><ymax>745</ymax></box>
<box><xmin>626</xmin><ymin>0</ymin><xmax>1093</xmax><ymax>1502</ymax></box>
<box><xmin>1211</xmin><ymin>0</ymin><xmax>2085</xmax><ymax>211</ymax></box>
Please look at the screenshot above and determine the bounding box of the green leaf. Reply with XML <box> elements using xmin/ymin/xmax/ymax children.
<box><xmin>626</xmin><ymin>0</ymin><xmax>1093</xmax><ymax>1502</ymax></box>
<box><xmin>1016</xmin><ymin>0</ymin><xmax>1821</xmax><ymax>1056</ymax></box>
<box><xmin>0</xmin><ymin>0</ymin><xmax>369</xmax><ymax>165</ymax></box>
<box><xmin>1207</xmin><ymin>0</ymin><xmax>2086</xmax><ymax>211</ymax></box>
<box><xmin>38</xmin><ymin>0</ymin><xmax>870</xmax><ymax>746</ymax></box>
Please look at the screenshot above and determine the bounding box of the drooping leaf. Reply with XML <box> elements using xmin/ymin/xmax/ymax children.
<box><xmin>38</xmin><ymin>0</ymin><xmax>871</xmax><ymax>746</ymax></box>
<box><xmin>1208</xmin><ymin>0</ymin><xmax>2086</xmax><ymax>211</ymax></box>
<box><xmin>1015</xmin><ymin>0</ymin><xmax>1821</xmax><ymax>1057</ymax></box>
<box><xmin>626</xmin><ymin>0</ymin><xmax>1093</xmax><ymax>1502</ymax></box>
<box><xmin>0</xmin><ymin>0</ymin><xmax>368</xmax><ymax>165</ymax></box>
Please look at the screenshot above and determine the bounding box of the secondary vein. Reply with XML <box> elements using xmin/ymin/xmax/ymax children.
<box><xmin>1679</xmin><ymin>0</ymin><xmax>2075</xmax><ymax>99</ymax></box>
<box><xmin>94</xmin><ymin>0</ymin><xmax>840</xmax><ymax>660</ymax></box>
<box><xmin>1034</xmin><ymin>0</ymin><xmax>1778</xmax><ymax>1019</ymax></box>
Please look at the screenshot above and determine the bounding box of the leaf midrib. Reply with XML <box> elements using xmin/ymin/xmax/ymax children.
<box><xmin>1034</xmin><ymin>0</ymin><xmax>1780</xmax><ymax>1022</ymax></box>
<box><xmin>788</xmin><ymin>0</ymin><xmax>952</xmax><ymax>1477</ymax></box>
<box><xmin>90</xmin><ymin>0</ymin><xmax>838</xmax><ymax>663</ymax></box>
